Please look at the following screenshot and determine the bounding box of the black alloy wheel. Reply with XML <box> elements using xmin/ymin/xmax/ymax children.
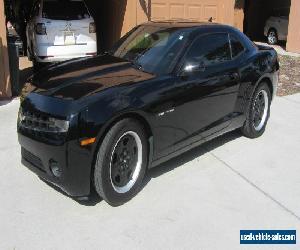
<box><xmin>94</xmin><ymin>118</ymin><xmax>148</xmax><ymax>206</ymax></box>
<box><xmin>241</xmin><ymin>82</ymin><xmax>271</xmax><ymax>138</ymax></box>
<box><xmin>110</xmin><ymin>131</ymin><xmax>141</xmax><ymax>193</ymax></box>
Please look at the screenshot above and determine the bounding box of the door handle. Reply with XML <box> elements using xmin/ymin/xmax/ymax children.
<box><xmin>230</xmin><ymin>72</ymin><xmax>240</xmax><ymax>81</ymax></box>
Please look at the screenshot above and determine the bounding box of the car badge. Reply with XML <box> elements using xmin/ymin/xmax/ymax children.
<box><xmin>65</xmin><ymin>22</ymin><xmax>72</xmax><ymax>32</ymax></box>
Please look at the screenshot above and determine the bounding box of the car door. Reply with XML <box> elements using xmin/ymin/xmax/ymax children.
<box><xmin>170</xmin><ymin>33</ymin><xmax>241</xmax><ymax>151</ymax></box>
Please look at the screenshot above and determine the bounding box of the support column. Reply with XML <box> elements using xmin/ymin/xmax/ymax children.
<box><xmin>286</xmin><ymin>0</ymin><xmax>300</xmax><ymax>53</ymax></box>
<box><xmin>219</xmin><ymin>0</ymin><xmax>235</xmax><ymax>26</ymax></box>
<box><xmin>0</xmin><ymin>0</ymin><xmax>11</xmax><ymax>98</ymax></box>
<box><xmin>234</xmin><ymin>0</ymin><xmax>244</xmax><ymax>32</ymax></box>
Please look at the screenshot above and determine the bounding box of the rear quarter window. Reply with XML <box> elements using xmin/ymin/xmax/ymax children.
<box><xmin>230</xmin><ymin>35</ymin><xmax>245</xmax><ymax>59</ymax></box>
<box><xmin>185</xmin><ymin>33</ymin><xmax>231</xmax><ymax>67</ymax></box>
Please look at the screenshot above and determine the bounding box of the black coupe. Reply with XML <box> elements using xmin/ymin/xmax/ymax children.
<box><xmin>18</xmin><ymin>21</ymin><xmax>279</xmax><ymax>206</ymax></box>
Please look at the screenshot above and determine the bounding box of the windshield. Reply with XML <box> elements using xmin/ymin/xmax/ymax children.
<box><xmin>111</xmin><ymin>25</ymin><xmax>190</xmax><ymax>75</ymax></box>
<box><xmin>42</xmin><ymin>0</ymin><xmax>90</xmax><ymax>20</ymax></box>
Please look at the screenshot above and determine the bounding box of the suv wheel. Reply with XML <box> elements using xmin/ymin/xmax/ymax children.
<box><xmin>267</xmin><ymin>29</ymin><xmax>278</xmax><ymax>45</ymax></box>
<box><xmin>94</xmin><ymin>118</ymin><xmax>148</xmax><ymax>206</ymax></box>
<box><xmin>241</xmin><ymin>82</ymin><xmax>271</xmax><ymax>138</ymax></box>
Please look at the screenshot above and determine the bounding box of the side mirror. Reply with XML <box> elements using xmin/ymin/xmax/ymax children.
<box><xmin>181</xmin><ymin>61</ymin><xmax>206</xmax><ymax>76</ymax></box>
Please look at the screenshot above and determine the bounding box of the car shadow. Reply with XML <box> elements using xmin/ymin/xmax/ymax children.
<box><xmin>41</xmin><ymin>129</ymin><xmax>242</xmax><ymax>206</ymax></box>
<box><xmin>40</xmin><ymin>178</ymin><xmax>103</xmax><ymax>206</ymax></box>
<box><xmin>142</xmin><ymin>130</ymin><xmax>241</xmax><ymax>189</ymax></box>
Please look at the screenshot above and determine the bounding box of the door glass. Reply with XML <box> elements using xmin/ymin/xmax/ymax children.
<box><xmin>230</xmin><ymin>35</ymin><xmax>245</xmax><ymax>59</ymax></box>
<box><xmin>184</xmin><ymin>33</ymin><xmax>231</xmax><ymax>67</ymax></box>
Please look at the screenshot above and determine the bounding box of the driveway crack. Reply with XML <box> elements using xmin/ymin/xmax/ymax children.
<box><xmin>208</xmin><ymin>150</ymin><xmax>300</xmax><ymax>221</ymax></box>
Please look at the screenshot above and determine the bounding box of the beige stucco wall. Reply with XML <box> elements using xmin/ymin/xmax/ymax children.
<box><xmin>0</xmin><ymin>0</ymin><xmax>11</xmax><ymax>98</ymax></box>
<box><xmin>117</xmin><ymin>0</ymin><xmax>236</xmax><ymax>37</ymax></box>
<box><xmin>287</xmin><ymin>0</ymin><xmax>300</xmax><ymax>53</ymax></box>
<box><xmin>150</xmin><ymin>0</ymin><xmax>235</xmax><ymax>25</ymax></box>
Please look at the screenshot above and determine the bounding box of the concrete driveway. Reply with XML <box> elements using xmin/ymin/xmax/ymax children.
<box><xmin>0</xmin><ymin>94</ymin><xmax>300</xmax><ymax>250</ymax></box>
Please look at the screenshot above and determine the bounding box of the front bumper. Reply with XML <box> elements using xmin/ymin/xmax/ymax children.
<box><xmin>18</xmin><ymin>133</ymin><xmax>93</xmax><ymax>197</ymax></box>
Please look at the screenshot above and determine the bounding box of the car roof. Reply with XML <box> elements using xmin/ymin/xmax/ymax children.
<box><xmin>141</xmin><ymin>19</ymin><xmax>255</xmax><ymax>51</ymax></box>
<box><xmin>142</xmin><ymin>19</ymin><xmax>231</xmax><ymax>29</ymax></box>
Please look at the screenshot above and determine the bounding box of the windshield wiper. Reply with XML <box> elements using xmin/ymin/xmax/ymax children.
<box><xmin>131</xmin><ymin>53</ymin><xmax>146</xmax><ymax>70</ymax></box>
<box><xmin>131</xmin><ymin>60</ymin><xmax>143</xmax><ymax>70</ymax></box>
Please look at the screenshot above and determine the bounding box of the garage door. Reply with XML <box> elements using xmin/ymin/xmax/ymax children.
<box><xmin>151</xmin><ymin>0</ymin><xmax>220</xmax><ymax>22</ymax></box>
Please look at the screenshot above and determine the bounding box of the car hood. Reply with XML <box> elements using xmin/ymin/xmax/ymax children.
<box><xmin>23</xmin><ymin>54</ymin><xmax>155</xmax><ymax>100</ymax></box>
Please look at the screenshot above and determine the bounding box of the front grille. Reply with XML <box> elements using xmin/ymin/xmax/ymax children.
<box><xmin>21</xmin><ymin>147</ymin><xmax>45</xmax><ymax>172</ymax></box>
<box><xmin>19</xmin><ymin>111</ymin><xmax>53</xmax><ymax>132</ymax></box>
<box><xmin>18</xmin><ymin>110</ymin><xmax>66</xmax><ymax>144</ymax></box>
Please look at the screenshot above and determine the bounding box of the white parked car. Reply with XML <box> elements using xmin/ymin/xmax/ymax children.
<box><xmin>26</xmin><ymin>0</ymin><xmax>97</xmax><ymax>66</ymax></box>
<box><xmin>264</xmin><ymin>13</ymin><xmax>289</xmax><ymax>45</ymax></box>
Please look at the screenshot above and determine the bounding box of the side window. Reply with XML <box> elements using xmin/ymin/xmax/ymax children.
<box><xmin>230</xmin><ymin>35</ymin><xmax>245</xmax><ymax>59</ymax></box>
<box><xmin>184</xmin><ymin>33</ymin><xmax>231</xmax><ymax>67</ymax></box>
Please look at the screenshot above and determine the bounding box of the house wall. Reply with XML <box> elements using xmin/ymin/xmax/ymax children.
<box><xmin>117</xmin><ymin>0</ymin><xmax>235</xmax><ymax>38</ymax></box>
<box><xmin>287</xmin><ymin>0</ymin><xmax>300</xmax><ymax>53</ymax></box>
<box><xmin>0</xmin><ymin>0</ymin><xmax>11</xmax><ymax>98</ymax></box>
<box><xmin>234</xmin><ymin>0</ymin><xmax>244</xmax><ymax>32</ymax></box>
<box><xmin>88</xmin><ymin>0</ymin><xmax>236</xmax><ymax>48</ymax></box>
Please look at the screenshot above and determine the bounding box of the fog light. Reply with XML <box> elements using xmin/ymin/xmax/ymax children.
<box><xmin>49</xmin><ymin>160</ymin><xmax>62</xmax><ymax>178</ymax></box>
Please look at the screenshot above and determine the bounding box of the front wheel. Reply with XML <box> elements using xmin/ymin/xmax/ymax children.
<box><xmin>94</xmin><ymin>118</ymin><xmax>148</xmax><ymax>206</ymax></box>
<box><xmin>241</xmin><ymin>83</ymin><xmax>271</xmax><ymax>138</ymax></box>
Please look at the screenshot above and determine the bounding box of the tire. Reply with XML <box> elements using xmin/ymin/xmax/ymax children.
<box><xmin>267</xmin><ymin>29</ymin><xmax>278</xmax><ymax>45</ymax></box>
<box><xmin>241</xmin><ymin>82</ymin><xmax>271</xmax><ymax>138</ymax></box>
<box><xmin>94</xmin><ymin>118</ymin><xmax>148</xmax><ymax>206</ymax></box>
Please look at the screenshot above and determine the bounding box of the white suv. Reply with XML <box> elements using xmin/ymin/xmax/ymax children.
<box><xmin>264</xmin><ymin>16</ymin><xmax>289</xmax><ymax>45</ymax></box>
<box><xmin>264</xmin><ymin>8</ymin><xmax>289</xmax><ymax>45</ymax></box>
<box><xmin>26</xmin><ymin>0</ymin><xmax>97</xmax><ymax>65</ymax></box>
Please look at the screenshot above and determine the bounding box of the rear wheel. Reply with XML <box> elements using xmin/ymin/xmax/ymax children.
<box><xmin>94</xmin><ymin>118</ymin><xmax>148</xmax><ymax>206</ymax></box>
<box><xmin>267</xmin><ymin>29</ymin><xmax>278</xmax><ymax>45</ymax></box>
<box><xmin>241</xmin><ymin>82</ymin><xmax>271</xmax><ymax>138</ymax></box>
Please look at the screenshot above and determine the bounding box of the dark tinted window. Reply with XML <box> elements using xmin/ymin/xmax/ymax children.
<box><xmin>185</xmin><ymin>33</ymin><xmax>231</xmax><ymax>67</ymax></box>
<box><xmin>230</xmin><ymin>35</ymin><xmax>245</xmax><ymax>58</ymax></box>
<box><xmin>42</xmin><ymin>0</ymin><xmax>89</xmax><ymax>20</ymax></box>
<box><xmin>112</xmin><ymin>25</ymin><xmax>190</xmax><ymax>75</ymax></box>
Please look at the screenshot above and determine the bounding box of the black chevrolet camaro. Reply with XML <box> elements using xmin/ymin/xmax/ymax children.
<box><xmin>18</xmin><ymin>21</ymin><xmax>279</xmax><ymax>206</ymax></box>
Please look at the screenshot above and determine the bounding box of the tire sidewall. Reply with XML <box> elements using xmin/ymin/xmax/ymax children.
<box><xmin>94</xmin><ymin>119</ymin><xmax>148</xmax><ymax>206</ymax></box>
<box><xmin>246</xmin><ymin>83</ymin><xmax>271</xmax><ymax>137</ymax></box>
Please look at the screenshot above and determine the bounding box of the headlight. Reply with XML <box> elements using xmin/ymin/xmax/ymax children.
<box><xmin>48</xmin><ymin>117</ymin><xmax>70</xmax><ymax>133</ymax></box>
<box><xmin>18</xmin><ymin>109</ymin><xmax>70</xmax><ymax>133</ymax></box>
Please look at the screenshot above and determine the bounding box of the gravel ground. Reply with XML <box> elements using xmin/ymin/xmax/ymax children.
<box><xmin>277</xmin><ymin>55</ymin><xmax>300</xmax><ymax>96</ymax></box>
